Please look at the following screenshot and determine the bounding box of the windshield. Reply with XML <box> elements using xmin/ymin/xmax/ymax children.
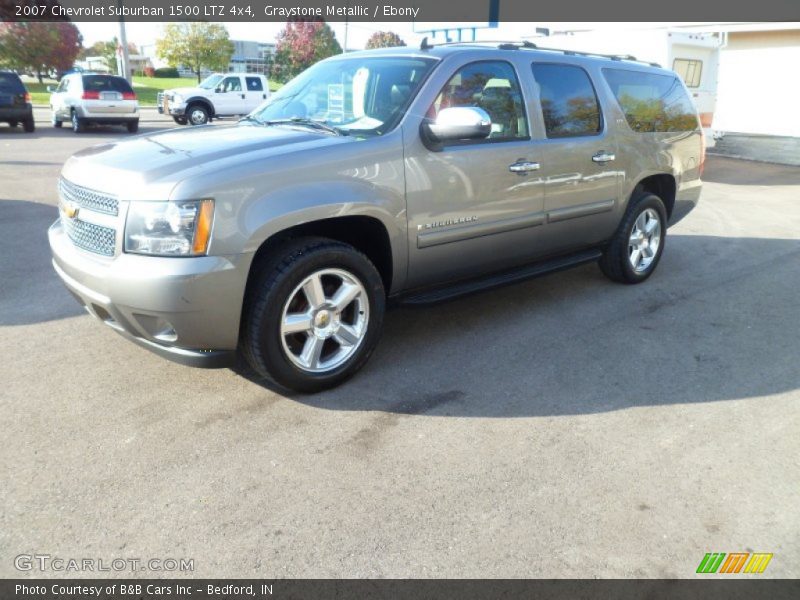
<box><xmin>249</xmin><ymin>56</ymin><xmax>437</xmax><ymax>134</ymax></box>
<box><xmin>198</xmin><ymin>74</ymin><xmax>224</xmax><ymax>90</ymax></box>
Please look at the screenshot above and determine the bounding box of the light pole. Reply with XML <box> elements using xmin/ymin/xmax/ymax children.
<box><xmin>117</xmin><ymin>0</ymin><xmax>131</xmax><ymax>82</ymax></box>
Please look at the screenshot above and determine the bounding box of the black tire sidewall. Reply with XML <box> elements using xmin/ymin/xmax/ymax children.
<box><xmin>250</xmin><ymin>244</ymin><xmax>385</xmax><ymax>392</ymax></box>
<box><xmin>620</xmin><ymin>194</ymin><xmax>667</xmax><ymax>282</ymax></box>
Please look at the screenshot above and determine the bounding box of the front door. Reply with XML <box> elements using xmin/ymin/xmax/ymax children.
<box><xmin>404</xmin><ymin>60</ymin><xmax>545</xmax><ymax>290</ymax></box>
<box><xmin>214</xmin><ymin>75</ymin><xmax>246</xmax><ymax>116</ymax></box>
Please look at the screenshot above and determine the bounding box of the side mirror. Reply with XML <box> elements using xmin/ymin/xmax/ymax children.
<box><xmin>422</xmin><ymin>107</ymin><xmax>492</xmax><ymax>147</ymax></box>
<box><xmin>47</xmin><ymin>85</ymin><xmax>55</xmax><ymax>92</ymax></box>
<box><xmin>215</xmin><ymin>87</ymin><xmax>224</xmax><ymax>93</ymax></box>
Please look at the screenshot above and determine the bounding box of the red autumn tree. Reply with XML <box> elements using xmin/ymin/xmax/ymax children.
<box><xmin>365</xmin><ymin>31</ymin><xmax>406</xmax><ymax>49</ymax></box>
<box><xmin>0</xmin><ymin>21</ymin><xmax>82</xmax><ymax>82</ymax></box>
<box><xmin>271</xmin><ymin>20</ymin><xmax>342</xmax><ymax>83</ymax></box>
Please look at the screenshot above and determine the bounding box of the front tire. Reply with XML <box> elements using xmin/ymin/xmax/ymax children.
<box><xmin>173</xmin><ymin>116</ymin><xmax>188</xmax><ymax>125</ymax></box>
<box><xmin>187</xmin><ymin>104</ymin><xmax>209</xmax><ymax>126</ymax></box>
<box><xmin>599</xmin><ymin>192</ymin><xmax>667</xmax><ymax>284</ymax></box>
<box><xmin>241</xmin><ymin>237</ymin><xmax>386</xmax><ymax>393</ymax></box>
<box><xmin>52</xmin><ymin>113</ymin><xmax>63</xmax><ymax>128</ymax></box>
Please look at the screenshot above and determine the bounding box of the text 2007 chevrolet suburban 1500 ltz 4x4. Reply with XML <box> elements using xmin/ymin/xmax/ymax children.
<box><xmin>49</xmin><ymin>42</ymin><xmax>703</xmax><ymax>392</ymax></box>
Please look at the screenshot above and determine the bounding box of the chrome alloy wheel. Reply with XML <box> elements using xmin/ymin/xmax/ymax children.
<box><xmin>189</xmin><ymin>107</ymin><xmax>207</xmax><ymax>125</ymax></box>
<box><xmin>279</xmin><ymin>268</ymin><xmax>370</xmax><ymax>373</ymax></box>
<box><xmin>628</xmin><ymin>208</ymin><xmax>662</xmax><ymax>273</ymax></box>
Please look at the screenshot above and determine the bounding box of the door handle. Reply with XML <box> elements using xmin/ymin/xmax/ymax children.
<box><xmin>509</xmin><ymin>160</ymin><xmax>540</xmax><ymax>173</ymax></box>
<box><xmin>592</xmin><ymin>151</ymin><xmax>616</xmax><ymax>163</ymax></box>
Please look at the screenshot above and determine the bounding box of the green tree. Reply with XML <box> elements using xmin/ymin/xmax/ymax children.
<box><xmin>156</xmin><ymin>23</ymin><xmax>234</xmax><ymax>83</ymax></box>
<box><xmin>80</xmin><ymin>39</ymin><xmax>138</xmax><ymax>75</ymax></box>
<box><xmin>365</xmin><ymin>31</ymin><xmax>406</xmax><ymax>49</ymax></box>
<box><xmin>0</xmin><ymin>21</ymin><xmax>82</xmax><ymax>82</ymax></box>
<box><xmin>272</xmin><ymin>20</ymin><xmax>341</xmax><ymax>83</ymax></box>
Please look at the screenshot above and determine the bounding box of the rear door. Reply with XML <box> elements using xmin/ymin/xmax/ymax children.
<box><xmin>82</xmin><ymin>75</ymin><xmax>136</xmax><ymax>114</ymax></box>
<box><xmin>244</xmin><ymin>76</ymin><xmax>268</xmax><ymax>112</ymax></box>
<box><xmin>527</xmin><ymin>62</ymin><xmax>622</xmax><ymax>255</ymax></box>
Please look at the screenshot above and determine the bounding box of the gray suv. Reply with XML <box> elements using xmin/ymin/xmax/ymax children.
<box><xmin>49</xmin><ymin>42</ymin><xmax>703</xmax><ymax>392</ymax></box>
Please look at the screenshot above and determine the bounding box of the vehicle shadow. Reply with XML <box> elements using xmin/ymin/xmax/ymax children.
<box><xmin>0</xmin><ymin>200</ymin><xmax>84</xmax><ymax>325</ymax></box>
<box><xmin>238</xmin><ymin>233</ymin><xmax>800</xmax><ymax>417</ymax></box>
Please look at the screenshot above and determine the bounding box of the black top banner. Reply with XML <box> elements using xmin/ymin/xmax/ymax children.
<box><xmin>1</xmin><ymin>0</ymin><xmax>799</xmax><ymax>22</ymax></box>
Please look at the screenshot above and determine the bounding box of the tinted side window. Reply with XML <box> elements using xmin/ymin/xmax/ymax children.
<box><xmin>531</xmin><ymin>64</ymin><xmax>601</xmax><ymax>138</ymax></box>
<box><xmin>0</xmin><ymin>73</ymin><xmax>25</xmax><ymax>94</ymax></box>
<box><xmin>220</xmin><ymin>76</ymin><xmax>242</xmax><ymax>92</ymax></box>
<box><xmin>245</xmin><ymin>77</ymin><xmax>263</xmax><ymax>91</ymax></box>
<box><xmin>82</xmin><ymin>75</ymin><xmax>133</xmax><ymax>94</ymax></box>
<box><xmin>429</xmin><ymin>61</ymin><xmax>528</xmax><ymax>141</ymax></box>
<box><xmin>602</xmin><ymin>68</ymin><xmax>699</xmax><ymax>133</ymax></box>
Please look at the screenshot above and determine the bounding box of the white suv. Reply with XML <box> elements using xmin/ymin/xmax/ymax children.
<box><xmin>157</xmin><ymin>73</ymin><xmax>270</xmax><ymax>125</ymax></box>
<box><xmin>49</xmin><ymin>73</ymin><xmax>140</xmax><ymax>133</ymax></box>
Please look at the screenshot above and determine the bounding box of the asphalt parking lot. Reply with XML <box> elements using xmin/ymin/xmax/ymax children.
<box><xmin>1</xmin><ymin>110</ymin><xmax>798</xmax><ymax>578</ymax></box>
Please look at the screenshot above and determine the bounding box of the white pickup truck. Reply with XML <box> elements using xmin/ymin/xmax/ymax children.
<box><xmin>157</xmin><ymin>73</ymin><xmax>270</xmax><ymax>125</ymax></box>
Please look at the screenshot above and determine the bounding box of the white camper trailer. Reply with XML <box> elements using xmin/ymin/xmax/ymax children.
<box><xmin>537</xmin><ymin>29</ymin><xmax>724</xmax><ymax>145</ymax></box>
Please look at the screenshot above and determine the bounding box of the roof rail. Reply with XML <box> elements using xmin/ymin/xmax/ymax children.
<box><xmin>417</xmin><ymin>38</ymin><xmax>661</xmax><ymax>67</ymax></box>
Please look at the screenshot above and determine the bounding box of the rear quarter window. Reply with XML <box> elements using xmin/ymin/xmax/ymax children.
<box><xmin>82</xmin><ymin>75</ymin><xmax>134</xmax><ymax>94</ymax></box>
<box><xmin>602</xmin><ymin>68</ymin><xmax>699</xmax><ymax>133</ymax></box>
<box><xmin>0</xmin><ymin>72</ymin><xmax>25</xmax><ymax>94</ymax></box>
<box><xmin>245</xmin><ymin>77</ymin><xmax>264</xmax><ymax>91</ymax></box>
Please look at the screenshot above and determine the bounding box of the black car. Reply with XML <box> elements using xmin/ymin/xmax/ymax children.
<box><xmin>0</xmin><ymin>70</ymin><xmax>34</xmax><ymax>132</ymax></box>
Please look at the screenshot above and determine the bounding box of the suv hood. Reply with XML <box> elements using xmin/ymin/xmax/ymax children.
<box><xmin>61</xmin><ymin>124</ymin><xmax>352</xmax><ymax>199</ymax></box>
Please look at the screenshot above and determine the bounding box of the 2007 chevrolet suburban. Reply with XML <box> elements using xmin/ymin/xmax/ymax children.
<box><xmin>49</xmin><ymin>42</ymin><xmax>703</xmax><ymax>392</ymax></box>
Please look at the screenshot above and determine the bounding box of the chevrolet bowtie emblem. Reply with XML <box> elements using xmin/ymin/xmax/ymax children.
<box><xmin>61</xmin><ymin>201</ymin><xmax>79</xmax><ymax>219</ymax></box>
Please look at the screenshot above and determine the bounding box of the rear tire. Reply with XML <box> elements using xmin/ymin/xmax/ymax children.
<box><xmin>599</xmin><ymin>192</ymin><xmax>667</xmax><ymax>284</ymax></box>
<box><xmin>71</xmin><ymin>110</ymin><xmax>85</xmax><ymax>133</ymax></box>
<box><xmin>241</xmin><ymin>237</ymin><xmax>385</xmax><ymax>393</ymax></box>
<box><xmin>23</xmin><ymin>118</ymin><xmax>34</xmax><ymax>133</ymax></box>
<box><xmin>126</xmin><ymin>120</ymin><xmax>139</xmax><ymax>133</ymax></box>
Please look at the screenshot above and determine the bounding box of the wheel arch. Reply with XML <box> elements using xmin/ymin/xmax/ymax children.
<box><xmin>185</xmin><ymin>96</ymin><xmax>215</xmax><ymax>117</ymax></box>
<box><xmin>628</xmin><ymin>172</ymin><xmax>677</xmax><ymax>219</ymax></box>
<box><xmin>246</xmin><ymin>214</ymin><xmax>398</xmax><ymax>298</ymax></box>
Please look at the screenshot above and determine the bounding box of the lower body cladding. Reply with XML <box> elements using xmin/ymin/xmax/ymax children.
<box><xmin>48</xmin><ymin>220</ymin><xmax>249</xmax><ymax>368</ymax></box>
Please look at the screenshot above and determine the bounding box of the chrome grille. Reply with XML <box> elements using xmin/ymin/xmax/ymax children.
<box><xmin>59</xmin><ymin>178</ymin><xmax>118</xmax><ymax>216</ymax></box>
<box><xmin>62</xmin><ymin>216</ymin><xmax>116</xmax><ymax>256</ymax></box>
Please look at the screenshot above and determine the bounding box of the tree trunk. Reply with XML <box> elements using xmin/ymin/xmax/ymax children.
<box><xmin>37</xmin><ymin>69</ymin><xmax>43</xmax><ymax>84</ymax></box>
<box><xmin>196</xmin><ymin>69</ymin><xmax>201</xmax><ymax>84</ymax></box>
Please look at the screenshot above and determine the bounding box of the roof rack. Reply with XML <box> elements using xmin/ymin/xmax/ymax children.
<box><xmin>418</xmin><ymin>38</ymin><xmax>661</xmax><ymax>68</ymax></box>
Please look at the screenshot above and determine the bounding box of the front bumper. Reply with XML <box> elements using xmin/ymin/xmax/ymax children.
<box><xmin>48</xmin><ymin>219</ymin><xmax>250</xmax><ymax>368</ymax></box>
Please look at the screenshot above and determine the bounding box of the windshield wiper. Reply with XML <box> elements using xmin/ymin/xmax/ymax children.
<box><xmin>239</xmin><ymin>115</ymin><xmax>263</xmax><ymax>125</ymax></box>
<box><xmin>263</xmin><ymin>117</ymin><xmax>347</xmax><ymax>136</ymax></box>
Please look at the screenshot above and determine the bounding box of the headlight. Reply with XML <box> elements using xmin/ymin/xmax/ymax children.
<box><xmin>125</xmin><ymin>199</ymin><xmax>214</xmax><ymax>256</ymax></box>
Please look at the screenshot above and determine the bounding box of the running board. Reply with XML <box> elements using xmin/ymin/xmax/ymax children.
<box><xmin>398</xmin><ymin>249</ymin><xmax>603</xmax><ymax>306</ymax></box>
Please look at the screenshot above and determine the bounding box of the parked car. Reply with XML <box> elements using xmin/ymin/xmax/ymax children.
<box><xmin>49</xmin><ymin>73</ymin><xmax>139</xmax><ymax>133</ymax></box>
<box><xmin>157</xmin><ymin>73</ymin><xmax>270</xmax><ymax>125</ymax></box>
<box><xmin>49</xmin><ymin>42</ymin><xmax>704</xmax><ymax>392</ymax></box>
<box><xmin>0</xmin><ymin>70</ymin><xmax>34</xmax><ymax>132</ymax></box>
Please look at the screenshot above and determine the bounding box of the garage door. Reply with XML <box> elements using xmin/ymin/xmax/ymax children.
<box><xmin>714</xmin><ymin>30</ymin><xmax>800</xmax><ymax>137</ymax></box>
